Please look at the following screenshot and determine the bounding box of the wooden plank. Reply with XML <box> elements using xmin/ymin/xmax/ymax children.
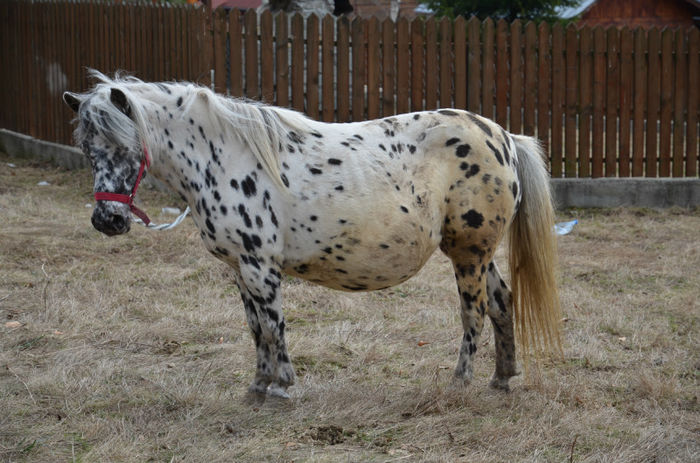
<box><xmin>156</xmin><ymin>4</ymin><xmax>164</xmax><ymax>79</ymax></box>
<box><xmin>537</xmin><ymin>21</ymin><xmax>550</xmax><ymax>155</ymax></box>
<box><xmin>367</xmin><ymin>17</ymin><xmax>380</xmax><ymax>119</ymax></box>
<box><xmin>396</xmin><ymin>17</ymin><xmax>410</xmax><ymax>114</ymax></box>
<box><xmin>425</xmin><ymin>17</ymin><xmax>438</xmax><ymax>110</ymax></box>
<box><xmin>167</xmin><ymin>4</ymin><xmax>176</xmax><ymax>78</ymax></box>
<box><xmin>322</xmin><ymin>14</ymin><xmax>335</xmax><ymax>121</ymax></box>
<box><xmin>510</xmin><ymin>20</ymin><xmax>522</xmax><ymax>133</ymax></box>
<box><xmin>213</xmin><ymin>9</ymin><xmax>227</xmax><ymax>93</ymax></box>
<box><xmin>564</xmin><ymin>24</ymin><xmax>578</xmax><ymax>177</ymax></box>
<box><xmin>672</xmin><ymin>29</ymin><xmax>686</xmax><ymax>177</ymax></box>
<box><xmin>0</xmin><ymin>0</ymin><xmax>8</xmax><ymax>130</ymax></box>
<box><xmin>245</xmin><ymin>9</ymin><xmax>259</xmax><ymax>100</ymax></box>
<box><xmin>578</xmin><ymin>26</ymin><xmax>592</xmax><ymax>177</ymax></box>
<box><xmin>306</xmin><ymin>14</ymin><xmax>320</xmax><ymax>118</ymax></box>
<box><xmin>410</xmin><ymin>18</ymin><xmax>424</xmax><ymax>112</ymax></box>
<box><xmin>439</xmin><ymin>17</ymin><xmax>452</xmax><ymax>109</ymax></box>
<box><xmin>495</xmin><ymin>19</ymin><xmax>508</xmax><ymax>128</ymax></box>
<box><xmin>467</xmin><ymin>16</ymin><xmax>480</xmax><ymax>113</ymax></box>
<box><xmin>382</xmin><ymin>18</ymin><xmax>395</xmax><ymax>117</ymax></box>
<box><xmin>632</xmin><ymin>28</ymin><xmax>647</xmax><ymax>176</ymax></box>
<box><xmin>523</xmin><ymin>21</ymin><xmax>536</xmax><ymax>136</ymax></box>
<box><xmin>605</xmin><ymin>28</ymin><xmax>619</xmax><ymax>177</ymax></box>
<box><xmin>352</xmin><ymin>18</ymin><xmax>366</xmax><ymax>121</ymax></box>
<box><xmin>276</xmin><ymin>12</ymin><xmax>290</xmax><ymax>107</ymax></box>
<box><xmin>453</xmin><ymin>16</ymin><xmax>466</xmax><ymax>109</ymax></box>
<box><xmin>659</xmin><ymin>28</ymin><xmax>673</xmax><ymax>177</ymax></box>
<box><xmin>646</xmin><ymin>28</ymin><xmax>661</xmax><ymax>177</ymax></box>
<box><xmin>687</xmin><ymin>28</ymin><xmax>699</xmax><ymax>177</ymax></box>
<box><xmin>229</xmin><ymin>9</ymin><xmax>243</xmax><ymax>97</ymax></box>
<box><xmin>592</xmin><ymin>27</ymin><xmax>606</xmax><ymax>178</ymax></box>
<box><xmin>619</xmin><ymin>27</ymin><xmax>633</xmax><ymax>177</ymax></box>
<box><xmin>179</xmin><ymin>6</ymin><xmax>189</xmax><ymax>80</ymax></box>
<box><xmin>337</xmin><ymin>17</ymin><xmax>350</xmax><ymax>121</ymax></box>
<box><xmin>481</xmin><ymin>18</ymin><xmax>494</xmax><ymax>119</ymax></box>
<box><xmin>550</xmin><ymin>23</ymin><xmax>564</xmax><ymax>178</ymax></box>
<box><xmin>291</xmin><ymin>13</ymin><xmax>304</xmax><ymax>112</ymax></box>
<box><xmin>261</xmin><ymin>10</ymin><xmax>275</xmax><ymax>103</ymax></box>
<box><xmin>28</xmin><ymin>1</ymin><xmax>39</xmax><ymax>138</ymax></box>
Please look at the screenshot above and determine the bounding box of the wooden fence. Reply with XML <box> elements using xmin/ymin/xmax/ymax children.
<box><xmin>1</xmin><ymin>0</ymin><xmax>698</xmax><ymax>177</ymax></box>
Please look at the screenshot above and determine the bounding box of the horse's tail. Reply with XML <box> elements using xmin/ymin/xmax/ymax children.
<box><xmin>508</xmin><ymin>135</ymin><xmax>562</xmax><ymax>363</ymax></box>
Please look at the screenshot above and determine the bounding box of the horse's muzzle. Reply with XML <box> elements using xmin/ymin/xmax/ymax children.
<box><xmin>91</xmin><ymin>206</ymin><xmax>131</xmax><ymax>236</ymax></box>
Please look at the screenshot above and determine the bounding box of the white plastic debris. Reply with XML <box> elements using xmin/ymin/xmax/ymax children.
<box><xmin>555</xmin><ymin>219</ymin><xmax>578</xmax><ymax>235</ymax></box>
<box><xmin>85</xmin><ymin>203</ymin><xmax>92</xmax><ymax>208</ymax></box>
<box><xmin>161</xmin><ymin>207</ymin><xmax>181</xmax><ymax>215</ymax></box>
<box><xmin>7</xmin><ymin>163</ymin><xmax>16</xmax><ymax>168</ymax></box>
<box><xmin>37</xmin><ymin>181</ymin><xmax>50</xmax><ymax>186</ymax></box>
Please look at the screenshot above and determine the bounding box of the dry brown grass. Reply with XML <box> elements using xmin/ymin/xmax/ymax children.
<box><xmin>1</xmin><ymin>153</ymin><xmax>698</xmax><ymax>462</ymax></box>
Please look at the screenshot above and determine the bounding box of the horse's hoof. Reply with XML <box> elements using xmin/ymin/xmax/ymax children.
<box><xmin>267</xmin><ymin>383</ymin><xmax>290</xmax><ymax>399</ymax></box>
<box><xmin>489</xmin><ymin>376</ymin><xmax>511</xmax><ymax>392</ymax></box>
<box><xmin>248</xmin><ymin>380</ymin><xmax>269</xmax><ymax>395</ymax></box>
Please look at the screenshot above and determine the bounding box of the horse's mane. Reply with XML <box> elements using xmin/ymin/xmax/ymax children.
<box><xmin>75</xmin><ymin>70</ymin><xmax>312</xmax><ymax>191</ymax></box>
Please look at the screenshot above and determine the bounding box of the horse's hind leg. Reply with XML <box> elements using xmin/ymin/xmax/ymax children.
<box><xmin>235</xmin><ymin>263</ymin><xmax>295</xmax><ymax>398</ymax></box>
<box><xmin>446</xmin><ymin>256</ymin><xmax>490</xmax><ymax>385</ymax></box>
<box><xmin>486</xmin><ymin>261</ymin><xmax>519</xmax><ymax>391</ymax></box>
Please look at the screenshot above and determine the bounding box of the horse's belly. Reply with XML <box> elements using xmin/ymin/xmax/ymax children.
<box><xmin>281</xmin><ymin>217</ymin><xmax>442</xmax><ymax>291</ymax></box>
<box><xmin>283</xmin><ymin>245</ymin><xmax>437</xmax><ymax>291</ymax></box>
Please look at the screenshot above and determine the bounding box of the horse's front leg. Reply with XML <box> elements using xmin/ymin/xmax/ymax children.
<box><xmin>235</xmin><ymin>261</ymin><xmax>295</xmax><ymax>398</ymax></box>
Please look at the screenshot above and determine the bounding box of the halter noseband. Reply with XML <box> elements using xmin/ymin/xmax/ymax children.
<box><xmin>94</xmin><ymin>145</ymin><xmax>152</xmax><ymax>225</ymax></box>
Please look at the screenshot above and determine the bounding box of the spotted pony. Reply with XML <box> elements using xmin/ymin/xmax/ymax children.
<box><xmin>64</xmin><ymin>72</ymin><xmax>561</xmax><ymax>398</ymax></box>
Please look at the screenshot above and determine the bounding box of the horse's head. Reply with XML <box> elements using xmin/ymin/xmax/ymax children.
<box><xmin>64</xmin><ymin>87</ymin><xmax>146</xmax><ymax>236</ymax></box>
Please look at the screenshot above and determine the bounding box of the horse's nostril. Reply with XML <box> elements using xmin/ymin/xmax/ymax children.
<box><xmin>111</xmin><ymin>214</ymin><xmax>126</xmax><ymax>230</ymax></box>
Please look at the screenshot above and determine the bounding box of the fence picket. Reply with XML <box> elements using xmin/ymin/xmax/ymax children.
<box><xmin>468</xmin><ymin>16</ymin><xmax>480</xmax><ymax>113</ymax></box>
<box><xmin>646</xmin><ymin>28</ymin><xmax>661</xmax><ymax>177</ymax></box>
<box><xmin>565</xmin><ymin>24</ymin><xmax>578</xmax><ymax>177</ymax></box>
<box><xmin>659</xmin><ymin>28</ymin><xmax>673</xmax><ymax>177</ymax></box>
<box><xmin>425</xmin><ymin>17</ymin><xmax>438</xmax><ymax>110</ymax></box>
<box><xmin>367</xmin><ymin>17</ymin><xmax>380</xmax><ymax>119</ymax></box>
<box><xmin>337</xmin><ymin>17</ymin><xmax>350</xmax><ymax>121</ymax></box>
<box><xmin>481</xmin><ymin>18</ymin><xmax>494</xmax><ymax>118</ymax></box>
<box><xmin>537</xmin><ymin>21</ymin><xmax>550</xmax><ymax>155</ymax></box>
<box><xmin>396</xmin><ymin>18</ymin><xmax>410</xmax><ymax>114</ymax></box>
<box><xmin>382</xmin><ymin>18</ymin><xmax>395</xmax><ymax>117</ymax></box>
<box><xmin>551</xmin><ymin>23</ymin><xmax>564</xmax><ymax>177</ymax></box>
<box><xmin>306</xmin><ymin>14</ymin><xmax>320</xmax><ymax>118</ymax></box>
<box><xmin>592</xmin><ymin>27</ymin><xmax>606</xmax><ymax>178</ymax></box>
<box><xmin>687</xmin><ymin>28</ymin><xmax>699</xmax><ymax>177</ymax></box>
<box><xmin>322</xmin><ymin>14</ymin><xmax>335</xmax><ymax>121</ymax></box>
<box><xmin>672</xmin><ymin>29</ymin><xmax>686</xmax><ymax>177</ymax></box>
<box><xmin>495</xmin><ymin>19</ymin><xmax>508</xmax><ymax>129</ymax></box>
<box><xmin>276</xmin><ymin>12</ymin><xmax>289</xmax><ymax>107</ymax></box>
<box><xmin>261</xmin><ymin>10</ymin><xmax>275</xmax><ymax>103</ymax></box>
<box><xmin>439</xmin><ymin>18</ymin><xmax>452</xmax><ymax>109</ymax></box>
<box><xmin>410</xmin><ymin>18</ymin><xmax>424</xmax><ymax>112</ymax></box>
<box><xmin>632</xmin><ymin>28</ymin><xmax>647</xmax><ymax>176</ymax></box>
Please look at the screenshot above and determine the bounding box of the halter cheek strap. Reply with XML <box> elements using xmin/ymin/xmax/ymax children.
<box><xmin>94</xmin><ymin>146</ymin><xmax>152</xmax><ymax>225</ymax></box>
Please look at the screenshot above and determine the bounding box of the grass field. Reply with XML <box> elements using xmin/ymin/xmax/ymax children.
<box><xmin>1</xmin><ymin>153</ymin><xmax>698</xmax><ymax>462</ymax></box>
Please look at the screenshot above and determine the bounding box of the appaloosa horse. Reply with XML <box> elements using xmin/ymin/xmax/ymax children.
<box><xmin>64</xmin><ymin>72</ymin><xmax>561</xmax><ymax>398</ymax></box>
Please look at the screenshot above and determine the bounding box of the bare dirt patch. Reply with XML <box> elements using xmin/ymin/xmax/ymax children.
<box><xmin>1</xmin><ymin>153</ymin><xmax>698</xmax><ymax>462</ymax></box>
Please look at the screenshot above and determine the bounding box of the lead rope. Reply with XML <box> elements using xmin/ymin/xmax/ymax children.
<box><xmin>131</xmin><ymin>206</ymin><xmax>191</xmax><ymax>231</ymax></box>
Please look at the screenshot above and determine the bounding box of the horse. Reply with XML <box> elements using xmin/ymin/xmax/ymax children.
<box><xmin>63</xmin><ymin>72</ymin><xmax>561</xmax><ymax>398</ymax></box>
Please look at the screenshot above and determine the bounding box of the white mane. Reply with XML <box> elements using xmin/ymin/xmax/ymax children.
<box><xmin>75</xmin><ymin>70</ymin><xmax>312</xmax><ymax>191</ymax></box>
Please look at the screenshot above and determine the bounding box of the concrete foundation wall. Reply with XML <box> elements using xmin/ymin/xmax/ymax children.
<box><xmin>3</xmin><ymin>128</ymin><xmax>699</xmax><ymax>209</ymax></box>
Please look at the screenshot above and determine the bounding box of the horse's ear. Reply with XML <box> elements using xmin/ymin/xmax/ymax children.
<box><xmin>109</xmin><ymin>88</ymin><xmax>131</xmax><ymax>117</ymax></box>
<box><xmin>63</xmin><ymin>92</ymin><xmax>82</xmax><ymax>113</ymax></box>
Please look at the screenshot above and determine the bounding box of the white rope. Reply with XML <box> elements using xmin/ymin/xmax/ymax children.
<box><xmin>132</xmin><ymin>206</ymin><xmax>191</xmax><ymax>231</ymax></box>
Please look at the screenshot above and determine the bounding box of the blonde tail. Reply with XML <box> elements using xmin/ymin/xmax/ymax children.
<box><xmin>508</xmin><ymin>135</ymin><xmax>562</xmax><ymax>364</ymax></box>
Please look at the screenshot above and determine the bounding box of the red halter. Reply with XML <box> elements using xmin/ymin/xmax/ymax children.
<box><xmin>94</xmin><ymin>146</ymin><xmax>152</xmax><ymax>225</ymax></box>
